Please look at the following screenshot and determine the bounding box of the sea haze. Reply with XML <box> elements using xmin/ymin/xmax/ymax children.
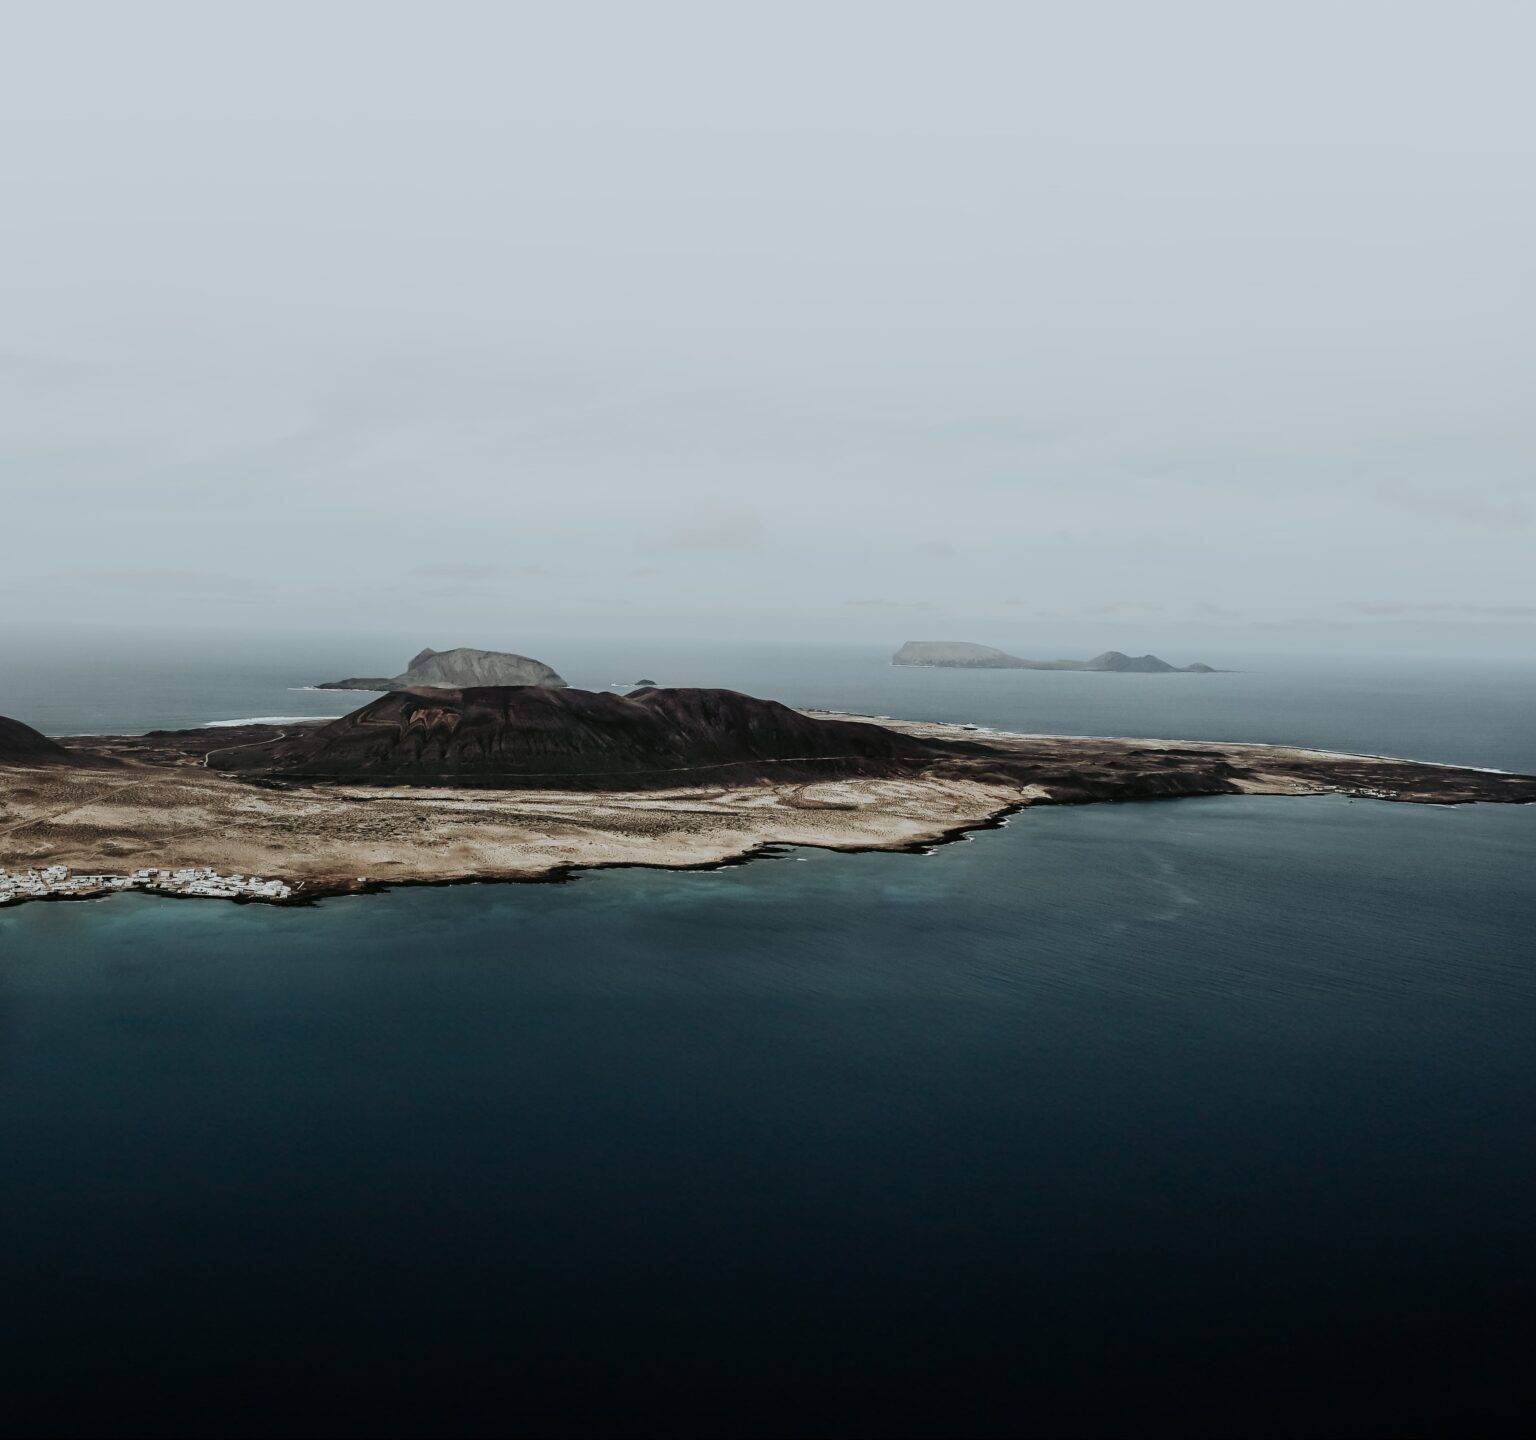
<box><xmin>1</xmin><ymin>637</ymin><xmax>1534</xmax><ymax>1436</ymax></box>
<box><xmin>3</xmin><ymin>627</ymin><xmax>1535</xmax><ymax>773</ymax></box>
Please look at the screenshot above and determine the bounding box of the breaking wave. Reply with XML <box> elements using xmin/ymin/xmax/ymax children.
<box><xmin>201</xmin><ymin>715</ymin><xmax>340</xmax><ymax>728</ymax></box>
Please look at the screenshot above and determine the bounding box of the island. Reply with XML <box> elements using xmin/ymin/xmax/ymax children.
<box><xmin>893</xmin><ymin>641</ymin><xmax>1218</xmax><ymax>672</ymax></box>
<box><xmin>315</xmin><ymin>645</ymin><xmax>567</xmax><ymax>692</ymax></box>
<box><xmin>2</xmin><ymin>685</ymin><xmax>1532</xmax><ymax>908</ymax></box>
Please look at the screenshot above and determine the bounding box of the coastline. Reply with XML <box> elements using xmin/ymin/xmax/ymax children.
<box><xmin>4</xmin><ymin>713</ymin><xmax>1534</xmax><ymax>912</ymax></box>
<box><xmin>3</xmin><ymin>795</ymin><xmax>1041</xmax><ymax>911</ymax></box>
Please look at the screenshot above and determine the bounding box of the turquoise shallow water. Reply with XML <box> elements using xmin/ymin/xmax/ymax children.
<box><xmin>2</xmin><ymin>635</ymin><xmax>1535</xmax><ymax>1436</ymax></box>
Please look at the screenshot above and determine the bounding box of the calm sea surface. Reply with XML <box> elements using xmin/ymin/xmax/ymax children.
<box><xmin>2</xmin><ymin>632</ymin><xmax>1534</xmax><ymax>1436</ymax></box>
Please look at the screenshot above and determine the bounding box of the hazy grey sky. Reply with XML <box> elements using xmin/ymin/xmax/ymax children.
<box><xmin>3</xmin><ymin>0</ymin><xmax>1533</xmax><ymax>654</ymax></box>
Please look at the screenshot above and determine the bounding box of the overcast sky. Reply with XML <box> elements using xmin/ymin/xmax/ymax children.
<box><xmin>2</xmin><ymin>0</ymin><xmax>1533</xmax><ymax>654</ymax></box>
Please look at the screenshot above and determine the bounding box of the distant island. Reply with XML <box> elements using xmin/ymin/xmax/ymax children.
<box><xmin>316</xmin><ymin>645</ymin><xmax>567</xmax><ymax>692</ymax></box>
<box><xmin>893</xmin><ymin>641</ymin><xmax>1218</xmax><ymax>673</ymax></box>
<box><xmin>3</xmin><ymin>685</ymin><xmax>1533</xmax><ymax>909</ymax></box>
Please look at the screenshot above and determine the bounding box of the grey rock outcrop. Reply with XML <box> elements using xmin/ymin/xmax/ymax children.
<box><xmin>316</xmin><ymin>646</ymin><xmax>568</xmax><ymax>692</ymax></box>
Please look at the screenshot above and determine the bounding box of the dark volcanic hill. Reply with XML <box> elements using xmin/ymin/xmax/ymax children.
<box><xmin>893</xmin><ymin>641</ymin><xmax>1219</xmax><ymax>673</ymax></box>
<box><xmin>0</xmin><ymin>715</ymin><xmax>77</xmax><ymax>764</ymax></box>
<box><xmin>317</xmin><ymin>646</ymin><xmax>568</xmax><ymax>692</ymax></box>
<box><xmin>210</xmin><ymin>686</ymin><xmax>940</xmax><ymax>787</ymax></box>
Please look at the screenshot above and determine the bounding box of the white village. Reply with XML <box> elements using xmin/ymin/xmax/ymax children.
<box><xmin>0</xmin><ymin>865</ymin><xmax>292</xmax><ymax>907</ymax></box>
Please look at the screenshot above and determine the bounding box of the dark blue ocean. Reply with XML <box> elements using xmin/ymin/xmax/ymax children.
<box><xmin>2</xmin><ymin>631</ymin><xmax>1534</xmax><ymax>1437</ymax></box>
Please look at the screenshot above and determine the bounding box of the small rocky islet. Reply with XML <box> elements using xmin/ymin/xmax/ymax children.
<box><xmin>315</xmin><ymin>645</ymin><xmax>568</xmax><ymax>693</ymax></box>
